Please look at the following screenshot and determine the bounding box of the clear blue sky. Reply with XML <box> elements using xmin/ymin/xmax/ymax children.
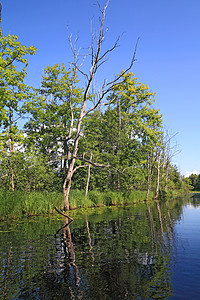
<box><xmin>2</xmin><ymin>0</ymin><xmax>200</xmax><ymax>176</ymax></box>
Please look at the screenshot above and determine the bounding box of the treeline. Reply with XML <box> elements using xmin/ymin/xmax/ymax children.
<box><xmin>187</xmin><ymin>174</ymin><xmax>200</xmax><ymax>191</ymax></box>
<box><xmin>0</xmin><ymin>2</ymin><xmax>188</xmax><ymax>210</ymax></box>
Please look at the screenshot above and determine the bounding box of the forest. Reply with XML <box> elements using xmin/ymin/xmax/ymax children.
<box><xmin>0</xmin><ymin>1</ymin><xmax>189</xmax><ymax>218</ymax></box>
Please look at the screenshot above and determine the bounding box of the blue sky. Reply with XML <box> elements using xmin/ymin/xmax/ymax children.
<box><xmin>2</xmin><ymin>0</ymin><xmax>200</xmax><ymax>176</ymax></box>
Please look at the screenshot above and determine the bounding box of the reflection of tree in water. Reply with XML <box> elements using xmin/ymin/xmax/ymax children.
<box><xmin>61</xmin><ymin>219</ymin><xmax>82</xmax><ymax>299</ymax></box>
<box><xmin>0</xmin><ymin>197</ymin><xmax>188</xmax><ymax>299</ymax></box>
<box><xmin>191</xmin><ymin>193</ymin><xmax>200</xmax><ymax>207</ymax></box>
<box><xmin>2</xmin><ymin>244</ymin><xmax>12</xmax><ymax>300</ymax></box>
<box><xmin>53</xmin><ymin>202</ymin><xmax>175</xmax><ymax>299</ymax></box>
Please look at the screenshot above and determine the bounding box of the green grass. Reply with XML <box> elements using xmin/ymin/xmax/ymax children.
<box><xmin>0</xmin><ymin>190</ymin><xmax>63</xmax><ymax>220</ymax></box>
<box><xmin>0</xmin><ymin>188</ymin><xmax>154</xmax><ymax>220</ymax></box>
<box><xmin>125</xmin><ymin>190</ymin><xmax>152</xmax><ymax>204</ymax></box>
<box><xmin>69</xmin><ymin>190</ymin><xmax>94</xmax><ymax>209</ymax></box>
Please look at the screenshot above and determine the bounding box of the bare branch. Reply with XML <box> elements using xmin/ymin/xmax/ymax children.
<box><xmin>67</xmin><ymin>26</ymin><xmax>90</xmax><ymax>80</ymax></box>
<box><xmin>0</xmin><ymin>51</ymin><xmax>20</xmax><ymax>69</ymax></box>
<box><xmin>98</xmin><ymin>35</ymin><xmax>120</xmax><ymax>63</ymax></box>
<box><xmin>0</xmin><ymin>174</ymin><xmax>8</xmax><ymax>179</ymax></box>
<box><xmin>55</xmin><ymin>220</ymin><xmax>74</xmax><ymax>235</ymax></box>
<box><xmin>103</xmin><ymin>37</ymin><xmax>140</xmax><ymax>89</ymax></box>
<box><xmin>73</xmin><ymin>155</ymin><xmax>125</xmax><ymax>175</ymax></box>
<box><xmin>82</xmin><ymin>37</ymin><xmax>139</xmax><ymax>117</ymax></box>
<box><xmin>54</xmin><ymin>206</ymin><xmax>74</xmax><ymax>221</ymax></box>
<box><xmin>97</xmin><ymin>0</ymin><xmax>111</xmax><ymax>15</ymax></box>
<box><xmin>72</xmin><ymin>164</ymin><xmax>89</xmax><ymax>175</ymax></box>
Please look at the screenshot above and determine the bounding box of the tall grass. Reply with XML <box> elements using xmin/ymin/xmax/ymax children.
<box><xmin>0</xmin><ymin>189</ymin><xmax>153</xmax><ymax>220</ymax></box>
<box><xmin>0</xmin><ymin>190</ymin><xmax>63</xmax><ymax>220</ymax></box>
<box><xmin>125</xmin><ymin>190</ymin><xmax>153</xmax><ymax>204</ymax></box>
<box><xmin>69</xmin><ymin>190</ymin><xmax>94</xmax><ymax>209</ymax></box>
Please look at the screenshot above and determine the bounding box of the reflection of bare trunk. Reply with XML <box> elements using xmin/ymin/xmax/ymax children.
<box><xmin>86</xmin><ymin>216</ymin><xmax>95</xmax><ymax>266</ymax></box>
<box><xmin>167</xmin><ymin>211</ymin><xmax>175</xmax><ymax>246</ymax></box>
<box><xmin>62</xmin><ymin>219</ymin><xmax>82</xmax><ymax>298</ymax></box>
<box><xmin>146</xmin><ymin>203</ymin><xmax>155</xmax><ymax>249</ymax></box>
<box><xmin>164</xmin><ymin>215</ymin><xmax>172</xmax><ymax>247</ymax></box>
<box><xmin>3</xmin><ymin>245</ymin><xmax>12</xmax><ymax>298</ymax></box>
<box><xmin>155</xmin><ymin>200</ymin><xmax>164</xmax><ymax>242</ymax></box>
<box><xmin>85</xmin><ymin>151</ymin><xmax>93</xmax><ymax>199</ymax></box>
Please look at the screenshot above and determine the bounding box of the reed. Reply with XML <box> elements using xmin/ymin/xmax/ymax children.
<box><xmin>69</xmin><ymin>190</ymin><xmax>94</xmax><ymax>209</ymax></box>
<box><xmin>0</xmin><ymin>190</ymin><xmax>63</xmax><ymax>220</ymax></box>
<box><xmin>125</xmin><ymin>190</ymin><xmax>152</xmax><ymax>204</ymax></box>
<box><xmin>0</xmin><ymin>189</ymin><xmax>153</xmax><ymax>220</ymax></box>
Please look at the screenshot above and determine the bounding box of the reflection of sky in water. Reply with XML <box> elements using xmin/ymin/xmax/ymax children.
<box><xmin>1</xmin><ymin>197</ymin><xmax>200</xmax><ymax>299</ymax></box>
<box><xmin>170</xmin><ymin>203</ymin><xmax>200</xmax><ymax>299</ymax></box>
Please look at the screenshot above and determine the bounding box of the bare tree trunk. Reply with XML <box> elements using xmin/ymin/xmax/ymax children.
<box><xmin>117</xmin><ymin>99</ymin><xmax>121</xmax><ymax>190</ymax></box>
<box><xmin>85</xmin><ymin>150</ymin><xmax>93</xmax><ymax>199</ymax></box>
<box><xmin>145</xmin><ymin>150</ymin><xmax>153</xmax><ymax>201</ymax></box>
<box><xmin>145</xmin><ymin>181</ymin><xmax>151</xmax><ymax>201</ymax></box>
<box><xmin>146</xmin><ymin>202</ymin><xmax>155</xmax><ymax>249</ymax></box>
<box><xmin>63</xmin><ymin>169</ymin><xmax>72</xmax><ymax>210</ymax></box>
<box><xmin>155</xmin><ymin>151</ymin><xmax>161</xmax><ymax>199</ymax></box>
<box><xmin>8</xmin><ymin>128</ymin><xmax>14</xmax><ymax>192</ymax></box>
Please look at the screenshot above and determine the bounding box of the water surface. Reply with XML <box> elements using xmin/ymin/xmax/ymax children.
<box><xmin>0</xmin><ymin>195</ymin><xmax>200</xmax><ymax>299</ymax></box>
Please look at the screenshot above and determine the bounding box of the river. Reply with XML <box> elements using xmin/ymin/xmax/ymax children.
<box><xmin>0</xmin><ymin>194</ymin><xmax>200</xmax><ymax>299</ymax></box>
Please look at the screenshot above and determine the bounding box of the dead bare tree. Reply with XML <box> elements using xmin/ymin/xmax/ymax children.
<box><xmin>85</xmin><ymin>150</ymin><xmax>93</xmax><ymax>199</ymax></box>
<box><xmin>145</xmin><ymin>147</ymin><xmax>156</xmax><ymax>201</ymax></box>
<box><xmin>155</xmin><ymin>150</ymin><xmax>161</xmax><ymax>199</ymax></box>
<box><xmin>154</xmin><ymin>132</ymin><xmax>180</xmax><ymax>199</ymax></box>
<box><xmin>63</xmin><ymin>0</ymin><xmax>138</xmax><ymax>210</ymax></box>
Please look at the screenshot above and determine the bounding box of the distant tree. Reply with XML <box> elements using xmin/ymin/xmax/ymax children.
<box><xmin>188</xmin><ymin>173</ymin><xmax>198</xmax><ymax>190</ymax></box>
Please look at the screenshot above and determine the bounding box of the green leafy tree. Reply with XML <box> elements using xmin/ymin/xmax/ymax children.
<box><xmin>0</xmin><ymin>32</ymin><xmax>36</xmax><ymax>190</ymax></box>
<box><xmin>23</xmin><ymin>64</ymin><xmax>82</xmax><ymax>182</ymax></box>
<box><xmin>100</xmin><ymin>72</ymin><xmax>163</xmax><ymax>193</ymax></box>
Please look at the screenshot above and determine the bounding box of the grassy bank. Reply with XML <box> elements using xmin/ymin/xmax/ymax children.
<box><xmin>0</xmin><ymin>189</ymin><xmax>153</xmax><ymax>221</ymax></box>
<box><xmin>0</xmin><ymin>190</ymin><xmax>64</xmax><ymax>220</ymax></box>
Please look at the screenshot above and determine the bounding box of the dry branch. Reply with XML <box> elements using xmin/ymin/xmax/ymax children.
<box><xmin>73</xmin><ymin>156</ymin><xmax>125</xmax><ymax>175</ymax></box>
<box><xmin>54</xmin><ymin>206</ymin><xmax>74</xmax><ymax>221</ymax></box>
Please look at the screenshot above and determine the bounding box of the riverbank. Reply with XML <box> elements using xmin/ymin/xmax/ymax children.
<box><xmin>0</xmin><ymin>189</ymin><xmax>186</xmax><ymax>221</ymax></box>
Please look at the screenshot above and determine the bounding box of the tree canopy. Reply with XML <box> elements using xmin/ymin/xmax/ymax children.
<box><xmin>0</xmin><ymin>1</ymin><xmax>187</xmax><ymax>209</ymax></box>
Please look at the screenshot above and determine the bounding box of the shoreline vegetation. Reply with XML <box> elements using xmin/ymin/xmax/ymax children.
<box><xmin>0</xmin><ymin>189</ymin><xmax>188</xmax><ymax>221</ymax></box>
<box><xmin>0</xmin><ymin>1</ymin><xmax>190</xmax><ymax>218</ymax></box>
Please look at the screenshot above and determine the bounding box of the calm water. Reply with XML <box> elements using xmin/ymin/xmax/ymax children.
<box><xmin>0</xmin><ymin>194</ymin><xmax>200</xmax><ymax>299</ymax></box>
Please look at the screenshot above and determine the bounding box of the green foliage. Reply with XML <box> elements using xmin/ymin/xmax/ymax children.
<box><xmin>0</xmin><ymin>34</ymin><xmax>36</xmax><ymax>128</ymax></box>
<box><xmin>187</xmin><ymin>173</ymin><xmax>200</xmax><ymax>191</ymax></box>
<box><xmin>0</xmin><ymin>34</ymin><xmax>37</xmax><ymax>192</ymax></box>
<box><xmin>0</xmin><ymin>34</ymin><xmax>186</xmax><ymax>212</ymax></box>
<box><xmin>0</xmin><ymin>149</ymin><xmax>62</xmax><ymax>192</ymax></box>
